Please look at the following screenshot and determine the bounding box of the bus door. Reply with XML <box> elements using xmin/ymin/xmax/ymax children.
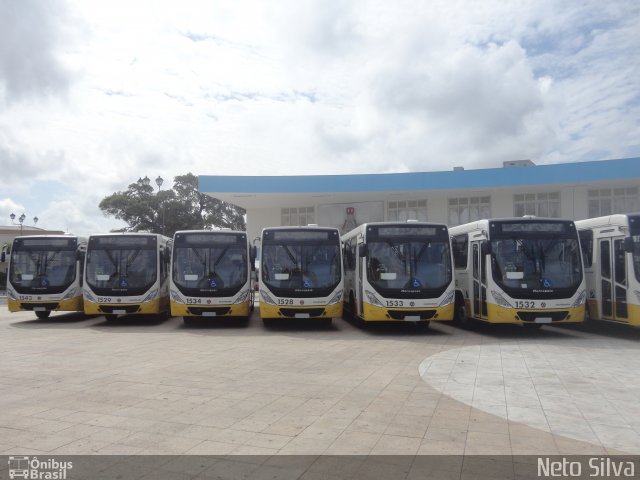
<box><xmin>357</xmin><ymin>242</ymin><xmax>365</xmax><ymax>317</ymax></box>
<box><xmin>472</xmin><ymin>242</ymin><xmax>488</xmax><ymax>319</ymax></box>
<box><xmin>599</xmin><ymin>237</ymin><xmax>628</xmax><ymax>321</ymax></box>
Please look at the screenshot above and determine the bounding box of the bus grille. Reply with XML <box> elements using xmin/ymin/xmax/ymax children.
<box><xmin>100</xmin><ymin>305</ymin><xmax>140</xmax><ymax>314</ymax></box>
<box><xmin>387</xmin><ymin>309</ymin><xmax>436</xmax><ymax>320</ymax></box>
<box><xmin>517</xmin><ymin>311</ymin><xmax>568</xmax><ymax>322</ymax></box>
<box><xmin>187</xmin><ymin>307</ymin><xmax>231</xmax><ymax>316</ymax></box>
<box><xmin>279</xmin><ymin>307</ymin><xmax>326</xmax><ymax>317</ymax></box>
<box><xmin>20</xmin><ymin>303</ymin><xmax>59</xmax><ymax>311</ymax></box>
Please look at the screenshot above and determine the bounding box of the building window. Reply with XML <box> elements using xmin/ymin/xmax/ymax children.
<box><xmin>448</xmin><ymin>196</ymin><xmax>490</xmax><ymax>226</ymax></box>
<box><xmin>588</xmin><ymin>187</ymin><xmax>639</xmax><ymax>217</ymax></box>
<box><xmin>281</xmin><ymin>207</ymin><xmax>315</xmax><ymax>226</ymax></box>
<box><xmin>514</xmin><ymin>192</ymin><xmax>560</xmax><ymax>218</ymax></box>
<box><xmin>387</xmin><ymin>200</ymin><xmax>427</xmax><ymax>222</ymax></box>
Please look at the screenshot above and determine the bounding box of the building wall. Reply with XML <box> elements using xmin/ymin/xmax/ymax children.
<box><xmin>243</xmin><ymin>181</ymin><xmax>640</xmax><ymax>237</ymax></box>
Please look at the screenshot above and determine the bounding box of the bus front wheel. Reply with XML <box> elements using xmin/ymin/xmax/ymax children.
<box><xmin>348</xmin><ymin>293</ymin><xmax>356</xmax><ymax>320</ymax></box>
<box><xmin>104</xmin><ymin>314</ymin><xmax>117</xmax><ymax>322</ymax></box>
<box><xmin>454</xmin><ymin>301</ymin><xmax>473</xmax><ymax>328</ymax></box>
<box><xmin>35</xmin><ymin>310</ymin><xmax>51</xmax><ymax>319</ymax></box>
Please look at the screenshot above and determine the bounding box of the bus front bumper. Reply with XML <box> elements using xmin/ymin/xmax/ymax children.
<box><xmin>171</xmin><ymin>300</ymin><xmax>251</xmax><ymax>318</ymax></box>
<box><xmin>474</xmin><ymin>303</ymin><xmax>585</xmax><ymax>325</ymax></box>
<box><xmin>8</xmin><ymin>296</ymin><xmax>83</xmax><ymax>313</ymax></box>
<box><xmin>361</xmin><ymin>302</ymin><xmax>454</xmax><ymax>322</ymax></box>
<box><xmin>259</xmin><ymin>302</ymin><xmax>342</xmax><ymax>319</ymax></box>
<box><xmin>83</xmin><ymin>297</ymin><xmax>167</xmax><ymax>316</ymax></box>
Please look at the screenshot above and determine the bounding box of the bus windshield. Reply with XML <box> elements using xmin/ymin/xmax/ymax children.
<box><xmin>9</xmin><ymin>242</ymin><xmax>77</xmax><ymax>293</ymax></box>
<box><xmin>491</xmin><ymin>237</ymin><xmax>582</xmax><ymax>293</ymax></box>
<box><xmin>173</xmin><ymin>242</ymin><xmax>247</xmax><ymax>292</ymax></box>
<box><xmin>86</xmin><ymin>240</ymin><xmax>157</xmax><ymax>293</ymax></box>
<box><xmin>367</xmin><ymin>239</ymin><xmax>452</xmax><ymax>293</ymax></box>
<box><xmin>262</xmin><ymin>243</ymin><xmax>341</xmax><ymax>292</ymax></box>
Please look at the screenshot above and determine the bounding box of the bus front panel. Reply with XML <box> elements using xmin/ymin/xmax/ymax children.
<box><xmin>260</xmin><ymin>229</ymin><xmax>343</xmax><ymax>319</ymax></box>
<box><xmin>360</xmin><ymin>224</ymin><xmax>455</xmax><ymax>322</ymax></box>
<box><xmin>7</xmin><ymin>237</ymin><xmax>83</xmax><ymax>314</ymax></box>
<box><xmin>483</xmin><ymin>220</ymin><xmax>586</xmax><ymax>324</ymax></box>
<box><xmin>170</xmin><ymin>232</ymin><xmax>251</xmax><ymax>318</ymax></box>
<box><xmin>83</xmin><ymin>235</ymin><xmax>165</xmax><ymax>315</ymax></box>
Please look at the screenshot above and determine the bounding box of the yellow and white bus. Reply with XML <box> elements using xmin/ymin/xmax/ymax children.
<box><xmin>449</xmin><ymin>217</ymin><xmax>586</xmax><ymax>328</ymax></box>
<box><xmin>4</xmin><ymin>235</ymin><xmax>87</xmax><ymax>319</ymax></box>
<box><xmin>83</xmin><ymin>233</ymin><xmax>171</xmax><ymax>320</ymax></box>
<box><xmin>575</xmin><ymin>214</ymin><xmax>640</xmax><ymax>326</ymax></box>
<box><xmin>341</xmin><ymin>222</ymin><xmax>455</xmax><ymax>325</ymax></box>
<box><xmin>258</xmin><ymin>226</ymin><xmax>343</xmax><ymax>324</ymax></box>
<box><xmin>169</xmin><ymin>230</ymin><xmax>254</xmax><ymax>323</ymax></box>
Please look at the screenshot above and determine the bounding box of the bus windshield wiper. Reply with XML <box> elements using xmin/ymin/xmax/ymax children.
<box><xmin>214</xmin><ymin>247</ymin><xmax>229</xmax><ymax>267</ymax></box>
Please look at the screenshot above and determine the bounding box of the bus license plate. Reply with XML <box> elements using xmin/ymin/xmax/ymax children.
<box><xmin>404</xmin><ymin>316</ymin><xmax>420</xmax><ymax>321</ymax></box>
<box><xmin>113</xmin><ymin>310</ymin><xmax>127</xmax><ymax>315</ymax></box>
<box><xmin>203</xmin><ymin>312</ymin><xmax>217</xmax><ymax>317</ymax></box>
<box><xmin>33</xmin><ymin>307</ymin><xmax>46</xmax><ymax>312</ymax></box>
<box><xmin>295</xmin><ymin>313</ymin><xmax>310</xmax><ymax>318</ymax></box>
<box><xmin>535</xmin><ymin>317</ymin><xmax>552</xmax><ymax>323</ymax></box>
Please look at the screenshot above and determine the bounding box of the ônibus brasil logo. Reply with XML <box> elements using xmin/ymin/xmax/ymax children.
<box><xmin>8</xmin><ymin>456</ymin><xmax>73</xmax><ymax>479</ymax></box>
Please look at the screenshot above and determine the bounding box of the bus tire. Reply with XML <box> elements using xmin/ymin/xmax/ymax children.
<box><xmin>183</xmin><ymin>316</ymin><xmax>194</xmax><ymax>325</ymax></box>
<box><xmin>104</xmin><ymin>314</ymin><xmax>117</xmax><ymax>321</ymax></box>
<box><xmin>35</xmin><ymin>310</ymin><xmax>51</xmax><ymax>319</ymax></box>
<box><xmin>584</xmin><ymin>304</ymin><xmax>592</xmax><ymax>323</ymax></box>
<box><xmin>454</xmin><ymin>299</ymin><xmax>473</xmax><ymax>328</ymax></box>
<box><xmin>348</xmin><ymin>293</ymin><xmax>356</xmax><ymax>320</ymax></box>
<box><xmin>416</xmin><ymin>320</ymin><xmax>430</xmax><ymax>329</ymax></box>
<box><xmin>321</xmin><ymin>318</ymin><xmax>332</xmax><ymax>327</ymax></box>
<box><xmin>262</xmin><ymin>317</ymin><xmax>272</xmax><ymax>327</ymax></box>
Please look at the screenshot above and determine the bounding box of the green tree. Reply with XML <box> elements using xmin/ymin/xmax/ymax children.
<box><xmin>99</xmin><ymin>173</ymin><xmax>246</xmax><ymax>236</ymax></box>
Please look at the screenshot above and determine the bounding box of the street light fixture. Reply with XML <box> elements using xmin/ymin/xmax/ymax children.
<box><xmin>9</xmin><ymin>212</ymin><xmax>38</xmax><ymax>236</ymax></box>
<box><xmin>155</xmin><ymin>176</ymin><xmax>165</xmax><ymax>235</ymax></box>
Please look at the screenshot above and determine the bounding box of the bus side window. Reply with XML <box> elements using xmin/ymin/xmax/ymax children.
<box><xmin>452</xmin><ymin>234</ymin><xmax>468</xmax><ymax>269</ymax></box>
<box><xmin>578</xmin><ymin>230</ymin><xmax>593</xmax><ymax>268</ymax></box>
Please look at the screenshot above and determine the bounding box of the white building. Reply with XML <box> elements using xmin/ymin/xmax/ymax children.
<box><xmin>199</xmin><ymin>157</ymin><xmax>640</xmax><ymax>241</ymax></box>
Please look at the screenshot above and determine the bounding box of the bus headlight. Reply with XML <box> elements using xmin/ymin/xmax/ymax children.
<box><xmin>62</xmin><ymin>287</ymin><xmax>77</xmax><ymax>300</ymax></box>
<box><xmin>234</xmin><ymin>290</ymin><xmax>250</xmax><ymax>304</ymax></box>
<box><xmin>439</xmin><ymin>290</ymin><xmax>455</xmax><ymax>307</ymax></box>
<box><xmin>7</xmin><ymin>288</ymin><xmax>17</xmax><ymax>301</ymax></box>
<box><xmin>142</xmin><ymin>289</ymin><xmax>158</xmax><ymax>303</ymax></box>
<box><xmin>572</xmin><ymin>290</ymin><xmax>586</xmax><ymax>307</ymax></box>
<box><xmin>491</xmin><ymin>290</ymin><xmax>513</xmax><ymax>309</ymax></box>
<box><xmin>364</xmin><ymin>290</ymin><xmax>383</xmax><ymax>307</ymax></box>
<box><xmin>260</xmin><ymin>290</ymin><xmax>276</xmax><ymax>305</ymax></box>
<box><xmin>328</xmin><ymin>290</ymin><xmax>343</xmax><ymax>305</ymax></box>
<box><xmin>83</xmin><ymin>289</ymin><xmax>96</xmax><ymax>302</ymax></box>
<box><xmin>170</xmin><ymin>288</ymin><xmax>186</xmax><ymax>304</ymax></box>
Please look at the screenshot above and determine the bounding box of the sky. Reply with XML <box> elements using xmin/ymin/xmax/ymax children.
<box><xmin>0</xmin><ymin>0</ymin><xmax>639</xmax><ymax>234</ymax></box>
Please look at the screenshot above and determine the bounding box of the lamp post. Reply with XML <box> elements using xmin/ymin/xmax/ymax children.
<box><xmin>9</xmin><ymin>213</ymin><xmax>38</xmax><ymax>236</ymax></box>
<box><xmin>155</xmin><ymin>175</ymin><xmax>165</xmax><ymax>235</ymax></box>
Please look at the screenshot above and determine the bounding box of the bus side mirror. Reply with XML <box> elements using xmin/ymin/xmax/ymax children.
<box><xmin>359</xmin><ymin>244</ymin><xmax>368</xmax><ymax>257</ymax></box>
<box><xmin>481</xmin><ymin>241</ymin><xmax>492</xmax><ymax>256</ymax></box>
<box><xmin>250</xmin><ymin>246</ymin><xmax>257</xmax><ymax>271</ymax></box>
<box><xmin>0</xmin><ymin>252</ymin><xmax>5</xmax><ymax>263</ymax></box>
<box><xmin>624</xmin><ymin>237</ymin><xmax>634</xmax><ymax>253</ymax></box>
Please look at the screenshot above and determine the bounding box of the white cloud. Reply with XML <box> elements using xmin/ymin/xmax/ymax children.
<box><xmin>0</xmin><ymin>0</ymin><xmax>638</xmax><ymax>232</ymax></box>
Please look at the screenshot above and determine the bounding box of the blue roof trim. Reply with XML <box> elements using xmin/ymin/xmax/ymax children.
<box><xmin>199</xmin><ymin>157</ymin><xmax>640</xmax><ymax>194</ymax></box>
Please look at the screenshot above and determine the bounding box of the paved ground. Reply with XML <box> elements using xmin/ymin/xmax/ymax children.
<box><xmin>1</xmin><ymin>305</ymin><xmax>639</xmax><ymax>456</ymax></box>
